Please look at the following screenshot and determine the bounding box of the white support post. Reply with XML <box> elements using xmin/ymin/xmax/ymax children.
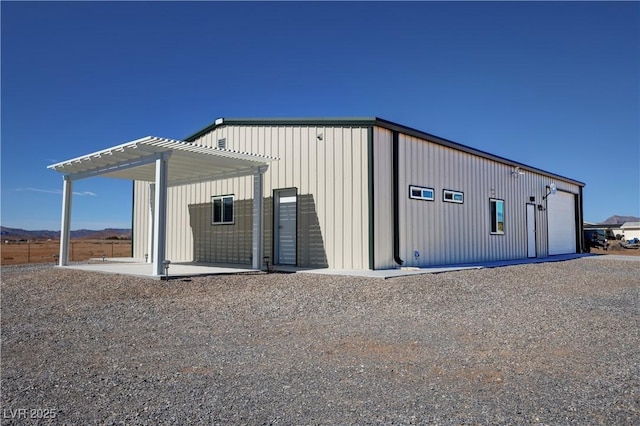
<box><xmin>252</xmin><ymin>166</ymin><xmax>268</xmax><ymax>270</ymax></box>
<box><xmin>147</xmin><ymin>183</ymin><xmax>155</xmax><ymax>263</ymax></box>
<box><xmin>59</xmin><ymin>176</ymin><xmax>73</xmax><ymax>266</ymax></box>
<box><xmin>152</xmin><ymin>153</ymin><xmax>170</xmax><ymax>276</ymax></box>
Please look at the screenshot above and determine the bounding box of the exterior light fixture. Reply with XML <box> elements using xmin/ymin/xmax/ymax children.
<box><xmin>542</xmin><ymin>183</ymin><xmax>557</xmax><ymax>201</ymax></box>
<box><xmin>144</xmin><ymin>253</ymin><xmax>148</xmax><ymax>262</ymax></box>
<box><xmin>511</xmin><ymin>166</ymin><xmax>525</xmax><ymax>178</ymax></box>
<box><xmin>317</xmin><ymin>133</ymin><xmax>323</xmax><ymax>141</ymax></box>
<box><xmin>539</xmin><ymin>183</ymin><xmax>557</xmax><ymax>211</ymax></box>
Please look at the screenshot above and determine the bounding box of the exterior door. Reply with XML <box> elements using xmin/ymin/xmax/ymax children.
<box><xmin>547</xmin><ymin>191</ymin><xmax>576</xmax><ymax>255</ymax></box>
<box><xmin>526</xmin><ymin>203</ymin><xmax>537</xmax><ymax>258</ymax></box>
<box><xmin>274</xmin><ymin>189</ymin><xmax>297</xmax><ymax>265</ymax></box>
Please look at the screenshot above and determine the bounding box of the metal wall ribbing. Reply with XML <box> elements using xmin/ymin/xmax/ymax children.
<box><xmin>372</xmin><ymin>127</ymin><xmax>394</xmax><ymax>269</ymax></box>
<box><xmin>132</xmin><ymin>181</ymin><xmax>149</xmax><ymax>260</ymax></box>
<box><xmin>133</xmin><ymin>125</ymin><xmax>371</xmax><ymax>269</ymax></box>
<box><xmin>132</xmin><ymin>120</ymin><xmax>581</xmax><ymax>269</ymax></box>
<box><xmin>389</xmin><ymin>132</ymin><xmax>580</xmax><ymax>267</ymax></box>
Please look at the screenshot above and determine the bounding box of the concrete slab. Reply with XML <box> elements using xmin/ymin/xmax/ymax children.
<box><xmin>298</xmin><ymin>254</ymin><xmax>596</xmax><ymax>279</ymax></box>
<box><xmin>59</xmin><ymin>260</ymin><xmax>257</xmax><ymax>279</ymax></box>
<box><xmin>59</xmin><ymin>253</ymin><xmax>634</xmax><ymax>281</ymax></box>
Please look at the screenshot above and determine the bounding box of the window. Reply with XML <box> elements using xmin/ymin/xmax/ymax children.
<box><xmin>490</xmin><ymin>198</ymin><xmax>505</xmax><ymax>234</ymax></box>
<box><xmin>212</xmin><ymin>195</ymin><xmax>234</xmax><ymax>224</ymax></box>
<box><xmin>217</xmin><ymin>138</ymin><xmax>226</xmax><ymax>149</ymax></box>
<box><xmin>409</xmin><ymin>185</ymin><xmax>434</xmax><ymax>201</ymax></box>
<box><xmin>443</xmin><ymin>189</ymin><xmax>464</xmax><ymax>204</ymax></box>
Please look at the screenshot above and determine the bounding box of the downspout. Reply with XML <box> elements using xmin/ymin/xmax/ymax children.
<box><xmin>392</xmin><ymin>131</ymin><xmax>404</xmax><ymax>266</ymax></box>
<box><xmin>367</xmin><ymin>127</ymin><xmax>375</xmax><ymax>270</ymax></box>
<box><xmin>577</xmin><ymin>186</ymin><xmax>584</xmax><ymax>253</ymax></box>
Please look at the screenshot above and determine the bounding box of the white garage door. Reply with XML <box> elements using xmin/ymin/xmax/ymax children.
<box><xmin>547</xmin><ymin>191</ymin><xmax>576</xmax><ymax>255</ymax></box>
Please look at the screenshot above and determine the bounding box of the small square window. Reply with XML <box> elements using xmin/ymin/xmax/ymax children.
<box><xmin>212</xmin><ymin>195</ymin><xmax>234</xmax><ymax>224</ymax></box>
<box><xmin>490</xmin><ymin>198</ymin><xmax>505</xmax><ymax>234</ymax></box>
<box><xmin>443</xmin><ymin>189</ymin><xmax>464</xmax><ymax>204</ymax></box>
<box><xmin>409</xmin><ymin>185</ymin><xmax>434</xmax><ymax>201</ymax></box>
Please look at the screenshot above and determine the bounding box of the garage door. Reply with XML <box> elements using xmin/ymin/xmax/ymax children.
<box><xmin>547</xmin><ymin>191</ymin><xmax>576</xmax><ymax>255</ymax></box>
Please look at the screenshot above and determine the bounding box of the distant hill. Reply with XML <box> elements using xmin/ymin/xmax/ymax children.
<box><xmin>600</xmin><ymin>215</ymin><xmax>640</xmax><ymax>225</ymax></box>
<box><xmin>0</xmin><ymin>227</ymin><xmax>131</xmax><ymax>241</ymax></box>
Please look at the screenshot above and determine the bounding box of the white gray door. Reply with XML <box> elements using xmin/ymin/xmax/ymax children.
<box><xmin>274</xmin><ymin>189</ymin><xmax>297</xmax><ymax>265</ymax></box>
<box><xmin>547</xmin><ymin>191</ymin><xmax>576</xmax><ymax>255</ymax></box>
<box><xmin>526</xmin><ymin>203</ymin><xmax>536</xmax><ymax>258</ymax></box>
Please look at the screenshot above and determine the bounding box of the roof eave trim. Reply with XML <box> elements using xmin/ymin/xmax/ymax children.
<box><xmin>184</xmin><ymin>117</ymin><xmax>379</xmax><ymax>142</ymax></box>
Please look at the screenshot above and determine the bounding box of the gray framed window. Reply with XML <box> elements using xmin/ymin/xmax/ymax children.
<box><xmin>212</xmin><ymin>195</ymin><xmax>234</xmax><ymax>225</ymax></box>
<box><xmin>409</xmin><ymin>185</ymin><xmax>434</xmax><ymax>201</ymax></box>
<box><xmin>443</xmin><ymin>189</ymin><xmax>464</xmax><ymax>204</ymax></box>
<box><xmin>490</xmin><ymin>198</ymin><xmax>505</xmax><ymax>234</ymax></box>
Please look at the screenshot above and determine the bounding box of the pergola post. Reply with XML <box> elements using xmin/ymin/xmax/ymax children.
<box><xmin>252</xmin><ymin>166</ymin><xmax>268</xmax><ymax>270</ymax></box>
<box><xmin>152</xmin><ymin>153</ymin><xmax>170</xmax><ymax>276</ymax></box>
<box><xmin>58</xmin><ymin>176</ymin><xmax>73</xmax><ymax>266</ymax></box>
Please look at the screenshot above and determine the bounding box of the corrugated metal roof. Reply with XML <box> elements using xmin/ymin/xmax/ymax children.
<box><xmin>48</xmin><ymin>136</ymin><xmax>276</xmax><ymax>186</ymax></box>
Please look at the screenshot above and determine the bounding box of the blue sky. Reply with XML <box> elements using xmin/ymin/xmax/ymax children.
<box><xmin>1</xmin><ymin>1</ymin><xmax>638</xmax><ymax>230</ymax></box>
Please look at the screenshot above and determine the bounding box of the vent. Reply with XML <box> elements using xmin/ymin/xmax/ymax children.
<box><xmin>217</xmin><ymin>138</ymin><xmax>226</xmax><ymax>149</ymax></box>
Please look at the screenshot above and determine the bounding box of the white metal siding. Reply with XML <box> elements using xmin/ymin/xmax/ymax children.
<box><xmin>133</xmin><ymin>125</ymin><xmax>371</xmax><ymax>269</ymax></box>
<box><xmin>372</xmin><ymin>127</ymin><xmax>394</xmax><ymax>269</ymax></box>
<box><xmin>132</xmin><ymin>181</ymin><xmax>150</xmax><ymax>260</ymax></box>
<box><xmin>621</xmin><ymin>228</ymin><xmax>640</xmax><ymax>240</ymax></box>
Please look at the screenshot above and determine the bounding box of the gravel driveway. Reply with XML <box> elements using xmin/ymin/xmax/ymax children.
<box><xmin>1</xmin><ymin>258</ymin><xmax>638</xmax><ymax>425</ymax></box>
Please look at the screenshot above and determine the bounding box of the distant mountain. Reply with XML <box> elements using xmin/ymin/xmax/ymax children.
<box><xmin>0</xmin><ymin>227</ymin><xmax>131</xmax><ymax>241</ymax></box>
<box><xmin>600</xmin><ymin>215</ymin><xmax>640</xmax><ymax>225</ymax></box>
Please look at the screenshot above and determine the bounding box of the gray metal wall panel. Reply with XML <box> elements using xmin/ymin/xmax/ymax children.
<box><xmin>395</xmin><ymin>133</ymin><xmax>580</xmax><ymax>266</ymax></box>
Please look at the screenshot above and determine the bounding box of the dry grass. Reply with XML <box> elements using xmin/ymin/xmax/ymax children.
<box><xmin>592</xmin><ymin>240</ymin><xmax>640</xmax><ymax>256</ymax></box>
<box><xmin>0</xmin><ymin>240</ymin><xmax>132</xmax><ymax>265</ymax></box>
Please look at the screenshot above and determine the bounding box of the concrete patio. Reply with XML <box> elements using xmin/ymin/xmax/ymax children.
<box><xmin>59</xmin><ymin>259</ymin><xmax>257</xmax><ymax>279</ymax></box>
<box><xmin>53</xmin><ymin>253</ymin><xmax>628</xmax><ymax>280</ymax></box>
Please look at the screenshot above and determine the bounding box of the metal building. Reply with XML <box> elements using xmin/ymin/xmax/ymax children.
<box><xmin>49</xmin><ymin>117</ymin><xmax>585</xmax><ymax>275</ymax></box>
<box><xmin>131</xmin><ymin>117</ymin><xmax>585</xmax><ymax>270</ymax></box>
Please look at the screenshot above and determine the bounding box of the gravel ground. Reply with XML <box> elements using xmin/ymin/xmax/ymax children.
<box><xmin>1</xmin><ymin>258</ymin><xmax>639</xmax><ymax>425</ymax></box>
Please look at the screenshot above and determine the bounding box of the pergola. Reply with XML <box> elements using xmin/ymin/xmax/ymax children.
<box><xmin>48</xmin><ymin>136</ymin><xmax>275</xmax><ymax>275</ymax></box>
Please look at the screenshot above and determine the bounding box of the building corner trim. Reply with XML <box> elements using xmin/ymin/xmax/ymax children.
<box><xmin>367</xmin><ymin>127</ymin><xmax>375</xmax><ymax>270</ymax></box>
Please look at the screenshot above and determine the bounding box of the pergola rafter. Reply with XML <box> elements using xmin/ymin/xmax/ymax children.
<box><xmin>48</xmin><ymin>136</ymin><xmax>276</xmax><ymax>275</ymax></box>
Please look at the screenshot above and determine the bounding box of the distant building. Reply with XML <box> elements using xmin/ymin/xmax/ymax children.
<box><xmin>620</xmin><ymin>222</ymin><xmax>640</xmax><ymax>241</ymax></box>
<box><xmin>583</xmin><ymin>223</ymin><xmax>623</xmax><ymax>240</ymax></box>
<box><xmin>49</xmin><ymin>117</ymin><xmax>586</xmax><ymax>276</ymax></box>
